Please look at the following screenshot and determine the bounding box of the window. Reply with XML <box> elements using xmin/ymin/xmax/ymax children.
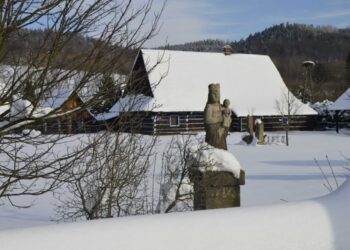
<box><xmin>169</xmin><ymin>115</ymin><xmax>180</xmax><ymax>127</ymax></box>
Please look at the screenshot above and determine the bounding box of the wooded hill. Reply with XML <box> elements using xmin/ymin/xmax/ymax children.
<box><xmin>2</xmin><ymin>29</ymin><xmax>136</xmax><ymax>75</ymax></box>
<box><xmin>161</xmin><ymin>23</ymin><xmax>350</xmax><ymax>102</ymax></box>
<box><xmin>4</xmin><ymin>24</ymin><xmax>350</xmax><ymax>102</ymax></box>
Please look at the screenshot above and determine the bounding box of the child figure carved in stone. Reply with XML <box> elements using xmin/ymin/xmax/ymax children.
<box><xmin>222</xmin><ymin>99</ymin><xmax>232</xmax><ymax>129</ymax></box>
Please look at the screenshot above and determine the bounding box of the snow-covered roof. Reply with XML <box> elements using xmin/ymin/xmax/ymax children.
<box><xmin>0</xmin><ymin>65</ymin><xmax>126</xmax><ymax>111</ymax></box>
<box><xmin>0</xmin><ymin>65</ymin><xmax>129</xmax><ymax>123</ymax></box>
<box><xmin>41</xmin><ymin>73</ymin><xmax>125</xmax><ymax>110</ymax></box>
<box><xmin>329</xmin><ymin>87</ymin><xmax>350</xmax><ymax>111</ymax></box>
<box><xmin>139</xmin><ymin>49</ymin><xmax>317</xmax><ymax>116</ymax></box>
<box><xmin>303</xmin><ymin>60</ymin><xmax>316</xmax><ymax>66</ymax></box>
<box><xmin>93</xmin><ymin>95</ymin><xmax>154</xmax><ymax>121</ymax></box>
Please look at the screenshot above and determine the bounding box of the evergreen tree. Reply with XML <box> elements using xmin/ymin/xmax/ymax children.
<box><xmin>93</xmin><ymin>74</ymin><xmax>121</xmax><ymax>113</ymax></box>
<box><xmin>22</xmin><ymin>78</ymin><xmax>36</xmax><ymax>104</ymax></box>
<box><xmin>312</xmin><ymin>63</ymin><xmax>330</xmax><ymax>84</ymax></box>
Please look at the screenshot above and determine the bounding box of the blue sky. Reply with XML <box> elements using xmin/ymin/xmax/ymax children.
<box><xmin>145</xmin><ymin>0</ymin><xmax>350</xmax><ymax>47</ymax></box>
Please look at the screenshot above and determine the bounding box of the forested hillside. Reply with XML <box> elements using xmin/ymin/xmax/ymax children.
<box><xmin>161</xmin><ymin>23</ymin><xmax>350</xmax><ymax>101</ymax></box>
<box><xmin>2</xmin><ymin>29</ymin><xmax>136</xmax><ymax>75</ymax></box>
<box><xmin>5</xmin><ymin>24</ymin><xmax>350</xmax><ymax>102</ymax></box>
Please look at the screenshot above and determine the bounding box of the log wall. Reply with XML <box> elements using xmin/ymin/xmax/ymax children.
<box><xmin>114</xmin><ymin>112</ymin><xmax>319</xmax><ymax>135</ymax></box>
<box><xmin>233</xmin><ymin>115</ymin><xmax>318</xmax><ymax>132</ymax></box>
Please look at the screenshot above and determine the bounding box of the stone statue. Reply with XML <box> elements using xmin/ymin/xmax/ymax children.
<box><xmin>255</xmin><ymin>119</ymin><xmax>265</xmax><ymax>145</ymax></box>
<box><xmin>190</xmin><ymin>84</ymin><xmax>244</xmax><ymax>211</ymax></box>
<box><xmin>222</xmin><ymin>99</ymin><xmax>232</xmax><ymax>129</ymax></box>
<box><xmin>242</xmin><ymin>115</ymin><xmax>254</xmax><ymax>144</ymax></box>
<box><xmin>222</xmin><ymin>99</ymin><xmax>232</xmax><ymax>140</ymax></box>
<box><xmin>204</xmin><ymin>83</ymin><xmax>231</xmax><ymax>150</ymax></box>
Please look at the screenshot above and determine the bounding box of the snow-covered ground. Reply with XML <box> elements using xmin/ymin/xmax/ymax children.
<box><xmin>0</xmin><ymin>130</ymin><xmax>349</xmax><ymax>249</ymax></box>
<box><xmin>1</xmin><ymin>179</ymin><xmax>350</xmax><ymax>250</ymax></box>
<box><xmin>230</xmin><ymin>131</ymin><xmax>350</xmax><ymax>206</ymax></box>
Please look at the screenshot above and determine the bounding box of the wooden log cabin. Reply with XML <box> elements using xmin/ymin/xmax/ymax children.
<box><xmin>0</xmin><ymin>67</ymin><xmax>128</xmax><ymax>134</ymax></box>
<box><xmin>41</xmin><ymin>93</ymin><xmax>101</xmax><ymax>134</ymax></box>
<box><xmin>101</xmin><ymin>49</ymin><xmax>318</xmax><ymax>135</ymax></box>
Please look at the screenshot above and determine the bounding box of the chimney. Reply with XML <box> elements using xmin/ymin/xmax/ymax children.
<box><xmin>223</xmin><ymin>45</ymin><xmax>233</xmax><ymax>56</ymax></box>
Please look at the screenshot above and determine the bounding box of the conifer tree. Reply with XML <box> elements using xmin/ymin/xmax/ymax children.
<box><xmin>93</xmin><ymin>74</ymin><xmax>121</xmax><ymax>113</ymax></box>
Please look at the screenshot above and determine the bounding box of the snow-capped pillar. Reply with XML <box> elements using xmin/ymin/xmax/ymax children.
<box><xmin>255</xmin><ymin>118</ymin><xmax>265</xmax><ymax>145</ymax></box>
<box><xmin>189</xmin><ymin>169</ymin><xmax>245</xmax><ymax>210</ymax></box>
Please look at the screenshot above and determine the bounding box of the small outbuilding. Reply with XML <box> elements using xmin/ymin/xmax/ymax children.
<box><xmin>328</xmin><ymin>87</ymin><xmax>350</xmax><ymax>132</ymax></box>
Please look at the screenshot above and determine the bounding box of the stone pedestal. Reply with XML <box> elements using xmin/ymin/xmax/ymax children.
<box><xmin>190</xmin><ymin>169</ymin><xmax>245</xmax><ymax>210</ymax></box>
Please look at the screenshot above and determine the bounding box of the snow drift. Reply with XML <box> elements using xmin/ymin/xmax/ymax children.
<box><xmin>1</xmin><ymin>178</ymin><xmax>350</xmax><ymax>250</ymax></box>
<box><xmin>187</xmin><ymin>142</ymin><xmax>242</xmax><ymax>178</ymax></box>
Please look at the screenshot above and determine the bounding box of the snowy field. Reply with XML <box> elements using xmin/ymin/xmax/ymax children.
<box><xmin>1</xmin><ymin>180</ymin><xmax>350</xmax><ymax>250</ymax></box>
<box><xmin>229</xmin><ymin>131</ymin><xmax>350</xmax><ymax>206</ymax></box>
<box><xmin>0</xmin><ymin>130</ymin><xmax>350</xmax><ymax>249</ymax></box>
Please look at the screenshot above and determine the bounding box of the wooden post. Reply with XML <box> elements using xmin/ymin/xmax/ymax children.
<box><xmin>247</xmin><ymin>115</ymin><xmax>254</xmax><ymax>136</ymax></box>
<box><xmin>335</xmin><ymin>111</ymin><xmax>339</xmax><ymax>134</ymax></box>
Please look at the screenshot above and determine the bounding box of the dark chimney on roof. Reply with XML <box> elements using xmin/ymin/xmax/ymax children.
<box><xmin>223</xmin><ymin>45</ymin><xmax>233</xmax><ymax>56</ymax></box>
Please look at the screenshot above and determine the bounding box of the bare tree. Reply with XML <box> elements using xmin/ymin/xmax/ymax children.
<box><xmin>0</xmin><ymin>0</ymin><xmax>164</xmax><ymax>207</ymax></box>
<box><xmin>275</xmin><ymin>88</ymin><xmax>301</xmax><ymax>146</ymax></box>
<box><xmin>54</xmin><ymin>132</ymin><xmax>156</xmax><ymax>221</ymax></box>
<box><xmin>156</xmin><ymin>135</ymin><xmax>204</xmax><ymax>213</ymax></box>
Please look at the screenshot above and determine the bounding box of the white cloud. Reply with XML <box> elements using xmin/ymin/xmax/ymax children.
<box><xmin>144</xmin><ymin>0</ymin><xmax>207</xmax><ymax>47</ymax></box>
<box><xmin>144</xmin><ymin>0</ymin><xmax>238</xmax><ymax>47</ymax></box>
<box><xmin>265</xmin><ymin>9</ymin><xmax>350</xmax><ymax>23</ymax></box>
<box><xmin>309</xmin><ymin>10</ymin><xmax>350</xmax><ymax>20</ymax></box>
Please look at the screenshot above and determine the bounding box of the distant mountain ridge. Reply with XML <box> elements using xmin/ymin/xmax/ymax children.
<box><xmin>160</xmin><ymin>23</ymin><xmax>350</xmax><ymax>101</ymax></box>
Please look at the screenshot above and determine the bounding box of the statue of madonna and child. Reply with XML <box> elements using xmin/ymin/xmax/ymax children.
<box><xmin>188</xmin><ymin>83</ymin><xmax>244</xmax><ymax>211</ymax></box>
<box><xmin>204</xmin><ymin>83</ymin><xmax>231</xmax><ymax>150</ymax></box>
